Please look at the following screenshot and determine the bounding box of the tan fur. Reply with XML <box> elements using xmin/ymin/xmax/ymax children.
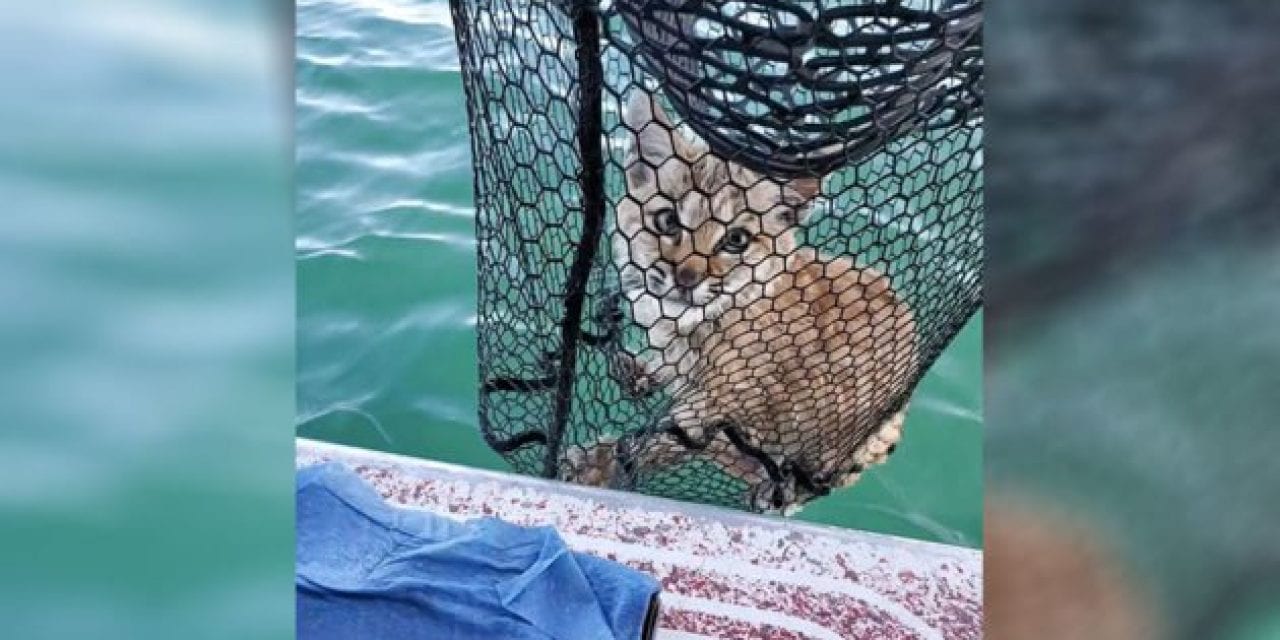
<box><xmin>640</xmin><ymin>248</ymin><xmax>917</xmax><ymax>511</ymax></box>
<box><xmin>563</xmin><ymin>93</ymin><xmax>917</xmax><ymax>513</ymax></box>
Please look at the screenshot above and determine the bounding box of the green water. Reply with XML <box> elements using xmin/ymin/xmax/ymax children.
<box><xmin>296</xmin><ymin>0</ymin><xmax>982</xmax><ymax>547</ymax></box>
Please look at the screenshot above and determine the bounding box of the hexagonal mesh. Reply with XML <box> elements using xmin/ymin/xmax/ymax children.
<box><xmin>450</xmin><ymin>0</ymin><xmax>983</xmax><ymax>513</ymax></box>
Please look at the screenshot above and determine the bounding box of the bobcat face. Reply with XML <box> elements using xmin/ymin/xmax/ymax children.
<box><xmin>615</xmin><ymin>93</ymin><xmax>819</xmax><ymax>325</ymax></box>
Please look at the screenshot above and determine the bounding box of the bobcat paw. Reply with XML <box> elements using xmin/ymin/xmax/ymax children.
<box><xmin>859</xmin><ymin>409</ymin><xmax>907</xmax><ymax>467</ymax></box>
<box><xmin>834</xmin><ymin>409</ymin><xmax>908</xmax><ymax>490</ymax></box>
<box><xmin>588</xmin><ymin>289</ymin><xmax>626</xmax><ymax>346</ymax></box>
<box><xmin>609</xmin><ymin>351</ymin><xmax>656</xmax><ymax>398</ymax></box>
<box><xmin>748</xmin><ymin>479</ymin><xmax>802</xmax><ymax>516</ymax></box>
<box><xmin>560</xmin><ymin>437</ymin><xmax>621</xmax><ymax>487</ymax></box>
<box><xmin>598</xmin><ymin>289</ymin><xmax>625</xmax><ymax>326</ymax></box>
<box><xmin>833</xmin><ymin>464</ymin><xmax>864</xmax><ymax>490</ymax></box>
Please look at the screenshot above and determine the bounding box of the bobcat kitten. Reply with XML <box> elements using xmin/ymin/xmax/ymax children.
<box><xmin>564</xmin><ymin>93</ymin><xmax>918</xmax><ymax>513</ymax></box>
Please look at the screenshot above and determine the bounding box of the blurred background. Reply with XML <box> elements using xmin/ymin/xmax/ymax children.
<box><xmin>2</xmin><ymin>0</ymin><xmax>1277</xmax><ymax>638</ymax></box>
<box><xmin>0</xmin><ymin>1</ymin><xmax>293</xmax><ymax>638</ymax></box>
<box><xmin>986</xmin><ymin>0</ymin><xmax>1280</xmax><ymax>638</ymax></box>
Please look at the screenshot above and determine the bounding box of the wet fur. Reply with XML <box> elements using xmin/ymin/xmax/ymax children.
<box><xmin>563</xmin><ymin>93</ymin><xmax>917</xmax><ymax>513</ymax></box>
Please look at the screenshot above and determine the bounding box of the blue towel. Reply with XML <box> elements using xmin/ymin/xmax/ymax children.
<box><xmin>296</xmin><ymin>463</ymin><xmax>661</xmax><ymax>640</ymax></box>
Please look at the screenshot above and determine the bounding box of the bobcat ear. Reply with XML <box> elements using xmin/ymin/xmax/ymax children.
<box><xmin>623</xmin><ymin>91</ymin><xmax>705</xmax><ymax>188</ymax></box>
<box><xmin>693</xmin><ymin>155</ymin><xmax>730</xmax><ymax>192</ymax></box>
<box><xmin>788</xmin><ymin>177</ymin><xmax>821</xmax><ymax>202</ymax></box>
<box><xmin>772</xmin><ymin>176</ymin><xmax>820</xmax><ymax>226</ymax></box>
<box><xmin>624</xmin><ymin>92</ymin><xmax>675</xmax><ymax>165</ymax></box>
<box><xmin>775</xmin><ymin>203</ymin><xmax>815</xmax><ymax>227</ymax></box>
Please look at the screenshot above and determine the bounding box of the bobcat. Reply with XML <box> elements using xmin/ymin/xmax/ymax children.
<box><xmin>563</xmin><ymin>92</ymin><xmax>918</xmax><ymax>513</ymax></box>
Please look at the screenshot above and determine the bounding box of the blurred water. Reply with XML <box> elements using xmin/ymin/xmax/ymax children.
<box><xmin>987</xmin><ymin>0</ymin><xmax>1280</xmax><ymax>635</ymax></box>
<box><xmin>0</xmin><ymin>1</ymin><xmax>293</xmax><ymax>638</ymax></box>
<box><xmin>989</xmin><ymin>243</ymin><xmax>1280</xmax><ymax>624</ymax></box>
<box><xmin>295</xmin><ymin>0</ymin><xmax>982</xmax><ymax>546</ymax></box>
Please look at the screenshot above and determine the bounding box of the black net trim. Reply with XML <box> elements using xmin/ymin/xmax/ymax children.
<box><xmin>450</xmin><ymin>0</ymin><xmax>983</xmax><ymax>513</ymax></box>
<box><xmin>612</xmin><ymin>0</ymin><xmax>983</xmax><ymax>177</ymax></box>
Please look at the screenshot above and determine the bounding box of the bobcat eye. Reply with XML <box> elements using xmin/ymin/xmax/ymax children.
<box><xmin>720</xmin><ymin>228</ymin><xmax>753</xmax><ymax>254</ymax></box>
<box><xmin>652</xmin><ymin>208</ymin><xmax>681</xmax><ymax>237</ymax></box>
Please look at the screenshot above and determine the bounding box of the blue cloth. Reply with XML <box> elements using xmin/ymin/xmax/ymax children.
<box><xmin>296</xmin><ymin>463</ymin><xmax>660</xmax><ymax>640</ymax></box>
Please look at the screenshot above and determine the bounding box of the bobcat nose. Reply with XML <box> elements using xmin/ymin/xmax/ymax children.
<box><xmin>675</xmin><ymin>266</ymin><xmax>699</xmax><ymax>289</ymax></box>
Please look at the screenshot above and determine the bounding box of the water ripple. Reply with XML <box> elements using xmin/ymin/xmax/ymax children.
<box><xmin>305</xmin><ymin>146</ymin><xmax>471</xmax><ymax>178</ymax></box>
<box><xmin>339</xmin><ymin>0</ymin><xmax>453</xmax><ymax>29</ymax></box>
<box><xmin>298</xmin><ymin>404</ymin><xmax>395</xmax><ymax>445</ymax></box>
<box><xmin>296</xmin><ymin>230</ymin><xmax>475</xmax><ymax>256</ymax></box>
<box><xmin>369</xmin><ymin>198</ymin><xmax>475</xmax><ymax>219</ymax></box>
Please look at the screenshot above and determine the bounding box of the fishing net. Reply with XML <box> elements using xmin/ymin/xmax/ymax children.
<box><xmin>449</xmin><ymin>0</ymin><xmax>983</xmax><ymax>513</ymax></box>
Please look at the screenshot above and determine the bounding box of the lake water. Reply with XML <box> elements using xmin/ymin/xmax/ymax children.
<box><xmin>296</xmin><ymin>0</ymin><xmax>982</xmax><ymax>547</ymax></box>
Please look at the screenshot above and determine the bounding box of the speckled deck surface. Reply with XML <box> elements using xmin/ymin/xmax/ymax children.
<box><xmin>297</xmin><ymin>438</ymin><xmax>982</xmax><ymax>639</ymax></box>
